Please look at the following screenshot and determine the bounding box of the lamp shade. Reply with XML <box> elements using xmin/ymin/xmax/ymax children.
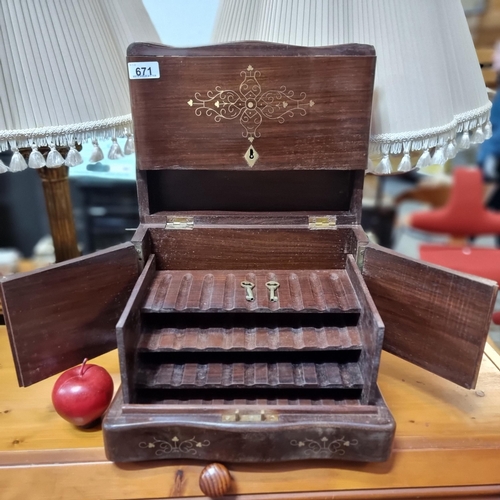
<box><xmin>99</xmin><ymin>0</ymin><xmax>161</xmax><ymax>61</ymax></box>
<box><xmin>212</xmin><ymin>0</ymin><xmax>491</xmax><ymax>174</ymax></box>
<box><xmin>0</xmin><ymin>0</ymin><xmax>160</xmax><ymax>172</ymax></box>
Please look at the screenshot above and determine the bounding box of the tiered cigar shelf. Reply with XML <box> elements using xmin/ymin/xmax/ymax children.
<box><xmin>133</xmin><ymin>269</ymin><xmax>367</xmax><ymax>405</ymax></box>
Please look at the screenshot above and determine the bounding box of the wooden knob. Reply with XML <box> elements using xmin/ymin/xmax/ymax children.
<box><xmin>199</xmin><ymin>463</ymin><xmax>231</xmax><ymax>498</ymax></box>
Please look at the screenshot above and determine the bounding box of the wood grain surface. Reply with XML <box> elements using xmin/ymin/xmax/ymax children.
<box><xmin>1</xmin><ymin>327</ymin><xmax>500</xmax><ymax>498</ymax></box>
<box><xmin>199</xmin><ymin>462</ymin><xmax>232</xmax><ymax>498</ymax></box>
<box><xmin>116</xmin><ymin>254</ymin><xmax>157</xmax><ymax>403</ymax></box>
<box><xmin>128</xmin><ymin>41</ymin><xmax>376</xmax><ymax>58</ymax></box>
<box><xmin>0</xmin><ymin>243</ymin><xmax>139</xmax><ymax>387</ymax></box>
<box><xmin>148</xmin><ymin>227</ymin><xmax>357</xmax><ymax>270</ymax></box>
<box><xmin>362</xmin><ymin>243</ymin><xmax>498</xmax><ymax>389</ymax></box>
<box><xmin>103</xmin><ymin>385</ymin><xmax>393</xmax><ymax>463</ymax></box>
<box><xmin>128</xmin><ymin>43</ymin><xmax>375</xmax><ymax>171</ymax></box>
<box><xmin>135</xmin><ymin>361</ymin><xmax>364</xmax><ymax>390</ymax></box>
<box><xmin>345</xmin><ymin>255</ymin><xmax>384</xmax><ymax>405</ymax></box>
<box><xmin>138</xmin><ymin>325</ymin><xmax>362</xmax><ymax>353</ymax></box>
<box><xmin>142</xmin><ymin>269</ymin><xmax>360</xmax><ymax>313</ymax></box>
<box><xmin>160</xmin><ymin>485</ymin><xmax>500</xmax><ymax>499</ymax></box>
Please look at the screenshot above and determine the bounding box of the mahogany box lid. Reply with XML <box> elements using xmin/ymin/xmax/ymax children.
<box><xmin>127</xmin><ymin>42</ymin><xmax>376</xmax><ymax>226</ymax></box>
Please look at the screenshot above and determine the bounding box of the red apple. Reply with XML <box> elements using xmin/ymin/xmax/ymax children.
<box><xmin>52</xmin><ymin>359</ymin><xmax>114</xmax><ymax>427</ymax></box>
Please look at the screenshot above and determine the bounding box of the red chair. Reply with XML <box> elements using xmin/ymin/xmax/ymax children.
<box><xmin>411</xmin><ymin>166</ymin><xmax>500</xmax><ymax>238</ymax></box>
<box><xmin>419</xmin><ymin>245</ymin><xmax>500</xmax><ymax>283</ymax></box>
<box><xmin>409</xmin><ymin>166</ymin><xmax>500</xmax><ymax>286</ymax></box>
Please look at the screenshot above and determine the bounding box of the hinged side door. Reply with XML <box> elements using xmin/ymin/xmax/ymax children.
<box><xmin>1</xmin><ymin>243</ymin><xmax>139</xmax><ymax>387</ymax></box>
<box><xmin>360</xmin><ymin>243</ymin><xmax>497</xmax><ymax>389</ymax></box>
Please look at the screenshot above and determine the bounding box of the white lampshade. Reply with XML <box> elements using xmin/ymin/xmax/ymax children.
<box><xmin>213</xmin><ymin>0</ymin><xmax>491</xmax><ymax>174</ymax></box>
<box><xmin>0</xmin><ymin>0</ymin><xmax>160</xmax><ymax>173</ymax></box>
<box><xmin>99</xmin><ymin>0</ymin><xmax>160</xmax><ymax>60</ymax></box>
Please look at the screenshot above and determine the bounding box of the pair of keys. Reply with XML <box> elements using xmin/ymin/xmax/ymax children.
<box><xmin>241</xmin><ymin>280</ymin><xmax>279</xmax><ymax>302</ymax></box>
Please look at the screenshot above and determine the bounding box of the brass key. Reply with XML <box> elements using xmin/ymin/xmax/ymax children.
<box><xmin>265</xmin><ymin>281</ymin><xmax>280</xmax><ymax>302</ymax></box>
<box><xmin>241</xmin><ymin>281</ymin><xmax>255</xmax><ymax>301</ymax></box>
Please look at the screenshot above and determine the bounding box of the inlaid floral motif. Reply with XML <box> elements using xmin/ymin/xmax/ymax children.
<box><xmin>290</xmin><ymin>436</ymin><xmax>358</xmax><ymax>457</ymax></box>
<box><xmin>187</xmin><ymin>65</ymin><xmax>314</xmax><ymax>143</ymax></box>
<box><xmin>139</xmin><ymin>436</ymin><xmax>211</xmax><ymax>457</ymax></box>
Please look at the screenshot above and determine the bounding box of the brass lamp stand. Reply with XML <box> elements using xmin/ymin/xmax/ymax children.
<box><xmin>19</xmin><ymin>146</ymin><xmax>80</xmax><ymax>262</ymax></box>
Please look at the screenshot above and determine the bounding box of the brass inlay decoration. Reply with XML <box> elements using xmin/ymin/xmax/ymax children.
<box><xmin>222</xmin><ymin>409</ymin><xmax>278</xmax><ymax>422</ymax></box>
<box><xmin>139</xmin><ymin>436</ymin><xmax>210</xmax><ymax>456</ymax></box>
<box><xmin>187</xmin><ymin>65</ymin><xmax>315</xmax><ymax>166</ymax></box>
<box><xmin>290</xmin><ymin>436</ymin><xmax>358</xmax><ymax>457</ymax></box>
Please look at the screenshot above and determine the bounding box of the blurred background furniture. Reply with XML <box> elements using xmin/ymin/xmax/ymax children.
<box><xmin>71</xmin><ymin>177</ymin><xmax>139</xmax><ymax>254</ymax></box>
<box><xmin>67</xmin><ymin>139</ymin><xmax>138</xmax><ymax>254</ymax></box>
<box><xmin>409</xmin><ymin>167</ymin><xmax>500</xmax><ymax>282</ymax></box>
<box><xmin>395</xmin><ymin>180</ymin><xmax>452</xmax><ymax>209</ymax></box>
<box><xmin>361</xmin><ymin>176</ymin><xmax>397</xmax><ymax>248</ymax></box>
<box><xmin>411</xmin><ymin>167</ymin><xmax>500</xmax><ymax>240</ymax></box>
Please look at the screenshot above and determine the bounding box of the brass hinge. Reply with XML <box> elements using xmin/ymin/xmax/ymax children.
<box><xmin>308</xmin><ymin>215</ymin><xmax>337</xmax><ymax>230</ymax></box>
<box><xmin>356</xmin><ymin>244</ymin><xmax>367</xmax><ymax>271</ymax></box>
<box><xmin>222</xmin><ymin>410</ymin><xmax>278</xmax><ymax>423</ymax></box>
<box><xmin>165</xmin><ymin>216</ymin><xmax>194</xmax><ymax>230</ymax></box>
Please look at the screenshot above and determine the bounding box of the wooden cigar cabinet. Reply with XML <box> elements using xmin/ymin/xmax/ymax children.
<box><xmin>0</xmin><ymin>43</ymin><xmax>497</xmax><ymax>470</ymax></box>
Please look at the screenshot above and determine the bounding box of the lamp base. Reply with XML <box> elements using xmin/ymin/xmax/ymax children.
<box><xmin>37</xmin><ymin>165</ymin><xmax>80</xmax><ymax>262</ymax></box>
<box><xmin>18</xmin><ymin>146</ymin><xmax>80</xmax><ymax>263</ymax></box>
